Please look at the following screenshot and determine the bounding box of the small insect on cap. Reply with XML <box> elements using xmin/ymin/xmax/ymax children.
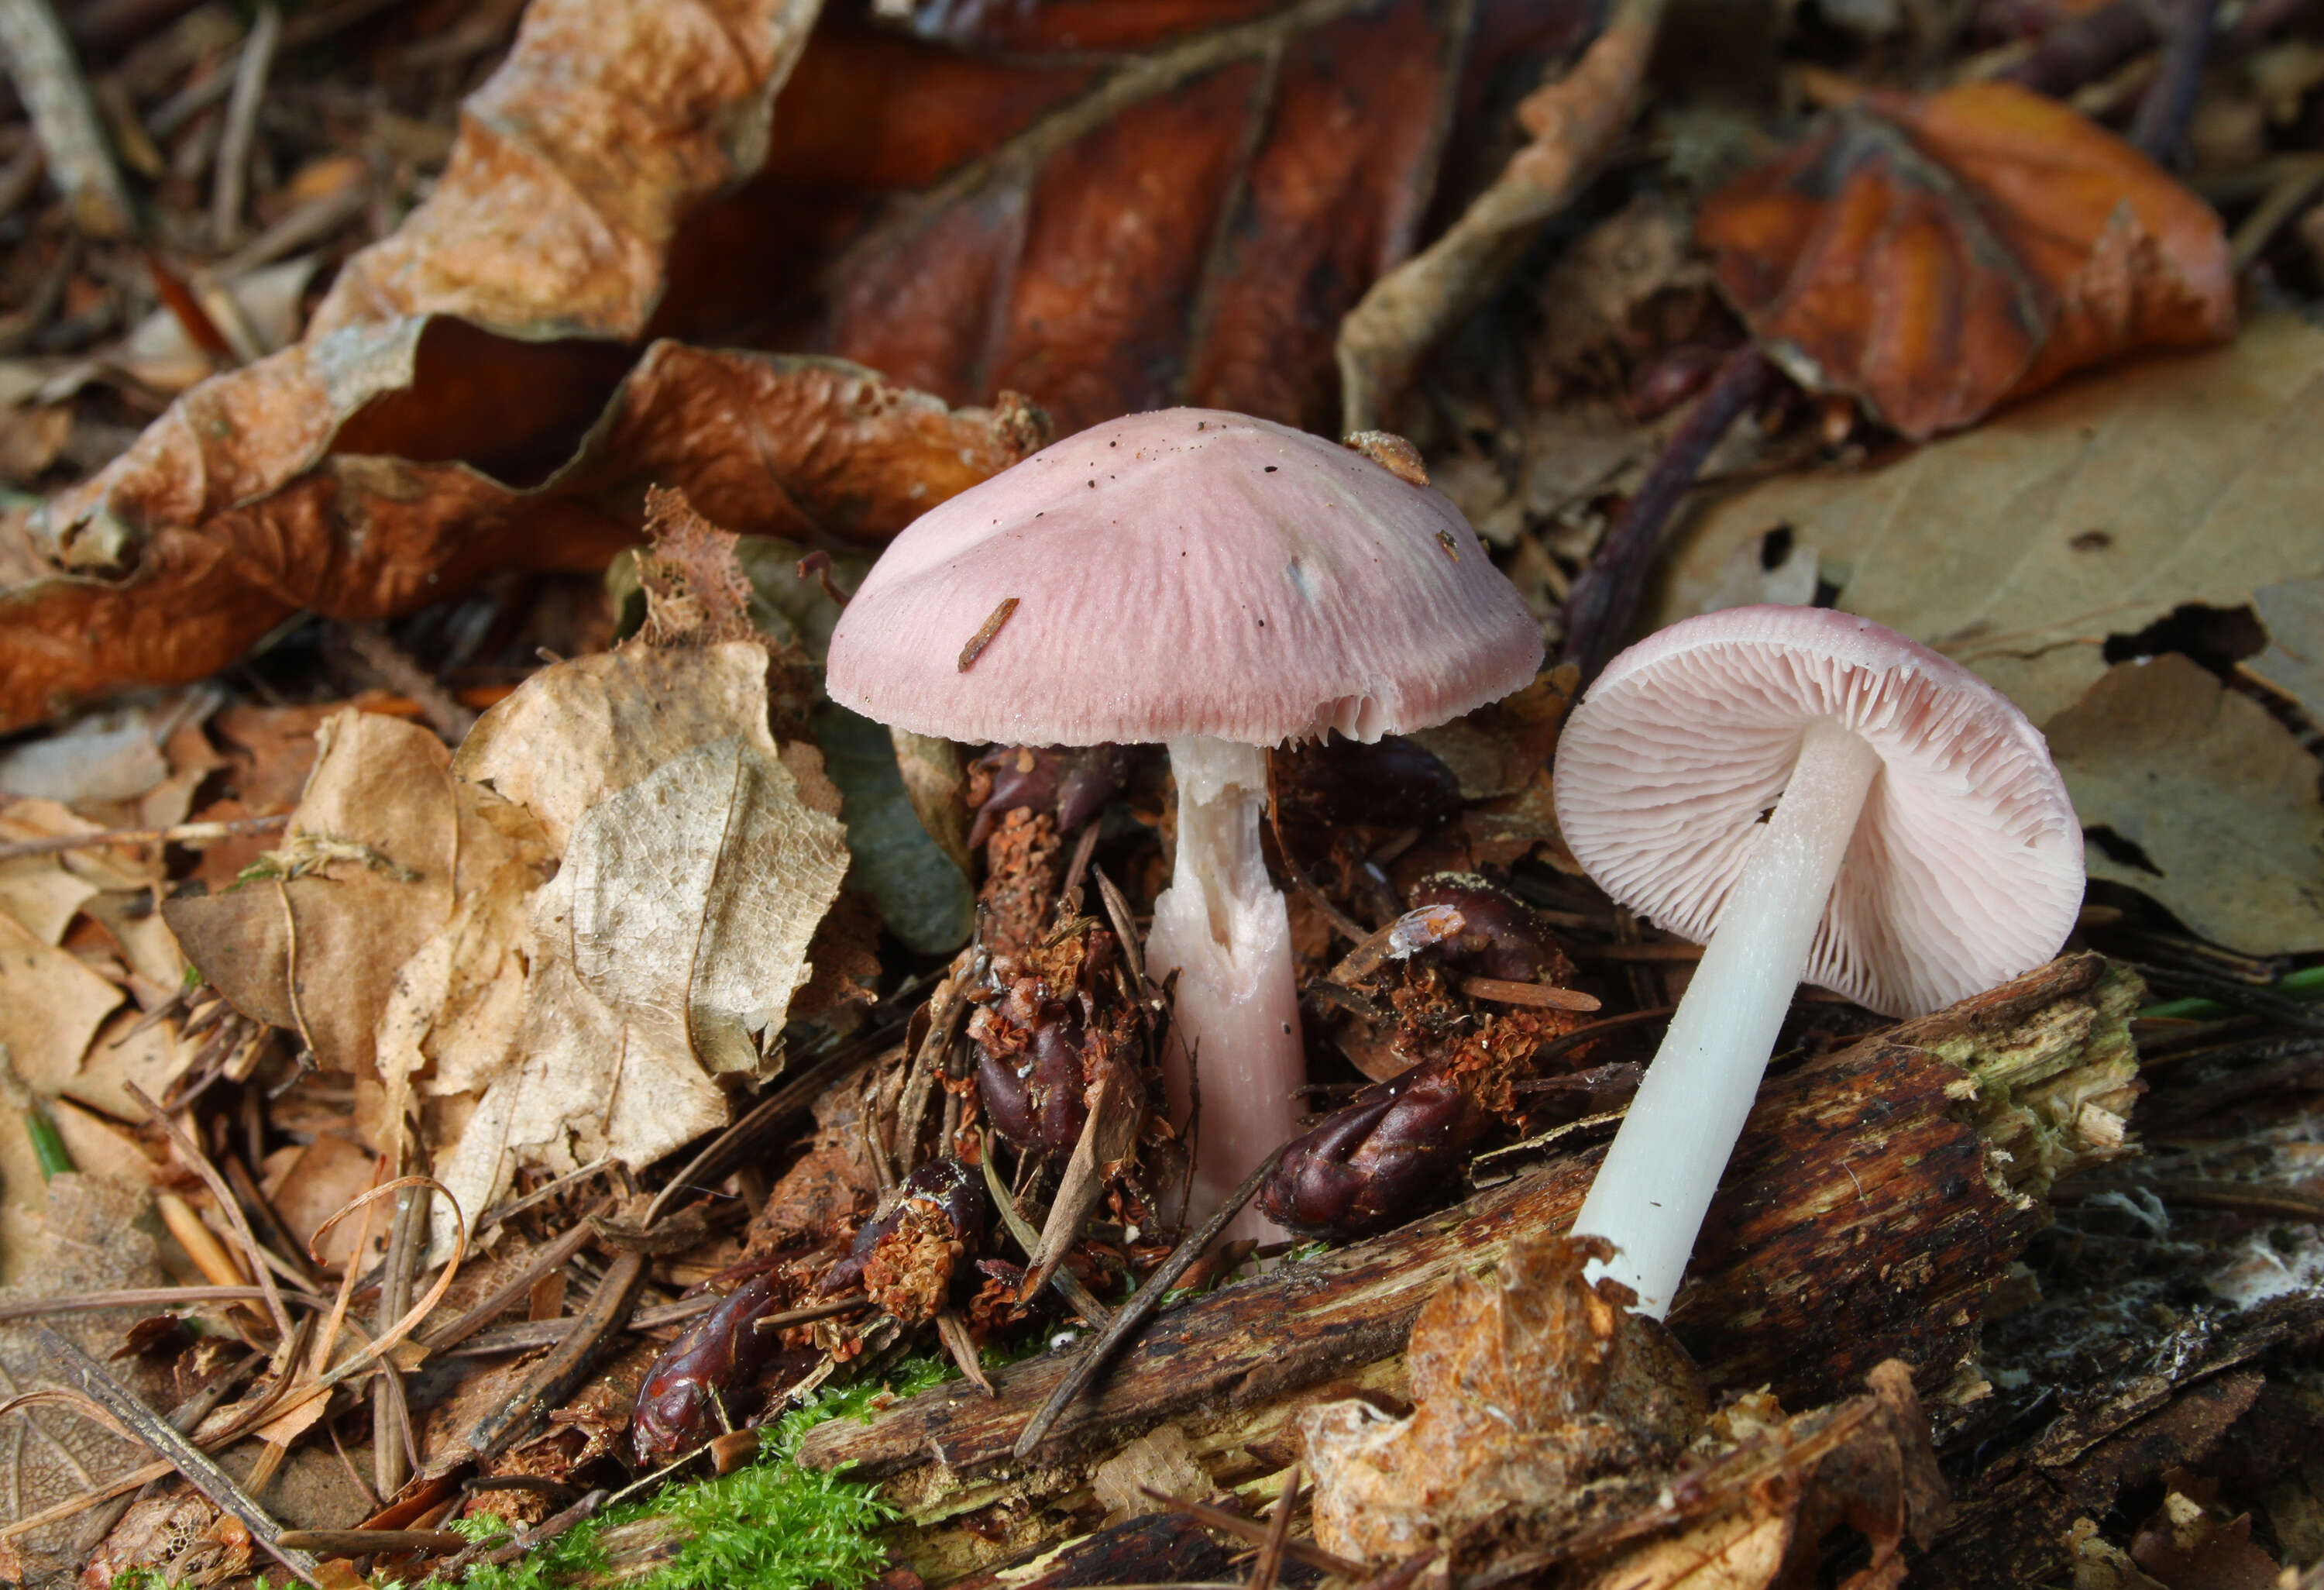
<box><xmin>824</xmin><ymin>408</ymin><xmax>1544</xmax><ymax>749</ymax></box>
<box><xmin>1552</xmin><ymin>604</ymin><xmax>2086</xmax><ymax>1018</ymax></box>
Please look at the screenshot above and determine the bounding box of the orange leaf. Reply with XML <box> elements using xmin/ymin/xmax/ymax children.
<box><xmin>1697</xmin><ymin>80</ymin><xmax>2233</xmax><ymax>440</ymax></box>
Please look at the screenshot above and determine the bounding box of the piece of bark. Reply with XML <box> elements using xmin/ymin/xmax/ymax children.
<box><xmin>947</xmin><ymin>1511</ymin><xmax>1240</xmax><ymax>1590</ymax></box>
<box><xmin>1923</xmin><ymin>1291</ymin><xmax>2324</xmax><ymax>1590</ymax></box>
<box><xmin>803</xmin><ymin>955</ymin><xmax>2137</xmax><ymax>1499</ymax></box>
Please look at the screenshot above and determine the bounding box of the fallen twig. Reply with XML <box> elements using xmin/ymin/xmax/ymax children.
<box><xmin>1248</xmin><ymin>1461</ymin><xmax>1303</xmax><ymax>1590</ymax></box>
<box><xmin>1013</xmin><ymin>1144</ymin><xmax>1287</xmax><ymax>1460</ymax></box>
<box><xmin>1559</xmin><ymin>346</ymin><xmax>1777</xmax><ymax>684</ymax></box>
<box><xmin>0</xmin><ymin>814</ymin><xmax>288</xmax><ymax>864</ymax></box>
<box><xmin>1336</xmin><ymin>0</ymin><xmax>1669</xmax><ymax>432</ymax></box>
<box><xmin>977</xmin><ymin>1139</ymin><xmax>1116</xmax><ymax>1329</ymax></box>
<box><xmin>466</xmin><ymin>1249</ymin><xmax>648</xmax><ymax>1458</ymax></box>
<box><xmin>0</xmin><ymin>0</ymin><xmax>133</xmax><ymax>236</ymax></box>
<box><xmin>1138</xmin><ymin>1483</ymin><xmax>1365</xmax><ymax>1581</ymax></box>
<box><xmin>209</xmin><ymin>0</ymin><xmax>280</xmax><ymax>246</ymax></box>
<box><xmin>2127</xmin><ymin>0</ymin><xmax>2220</xmax><ymax>163</ymax></box>
<box><xmin>31</xmin><ymin>1327</ymin><xmax>323</xmax><ymax>1586</ymax></box>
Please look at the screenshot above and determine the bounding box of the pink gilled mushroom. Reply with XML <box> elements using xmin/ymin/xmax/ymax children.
<box><xmin>1552</xmin><ymin>604</ymin><xmax>2085</xmax><ymax>1317</ymax></box>
<box><xmin>826</xmin><ymin>408</ymin><xmax>1542</xmax><ymax>1240</ymax></box>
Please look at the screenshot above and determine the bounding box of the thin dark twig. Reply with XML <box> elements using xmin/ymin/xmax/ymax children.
<box><xmin>420</xmin><ymin>1209</ymin><xmax>601</xmax><ymax>1354</ymax></box>
<box><xmin>1521</xmin><ymin>1005</ymin><xmax>1678</xmax><ymax>1072</ymax></box>
<box><xmin>1137</xmin><ymin>1485</ymin><xmax>1366</xmax><ymax>1580</ymax></box>
<box><xmin>433</xmin><ymin>1488</ymin><xmax>609</xmax><ymax>1579</ymax></box>
<box><xmin>277</xmin><ymin>1527</ymin><xmax>466</xmax><ymax>1554</ymax></box>
<box><xmin>1248</xmin><ymin>1462</ymin><xmax>1302</xmax><ymax>1590</ymax></box>
<box><xmin>1559</xmin><ymin>346</ymin><xmax>1776</xmax><ymax>685</ymax></box>
<box><xmin>32</xmin><ymin>1328</ymin><xmax>322</xmax><ymax>1586</ymax></box>
<box><xmin>2127</xmin><ymin>0</ymin><xmax>2221</xmax><ymax>163</ymax></box>
<box><xmin>1012</xmin><ymin>1144</ymin><xmax>1287</xmax><ymax>1460</ymax></box>
<box><xmin>1999</xmin><ymin>0</ymin><xmax>2155</xmax><ymax>97</ymax></box>
<box><xmin>465</xmin><ymin>1251</ymin><xmax>647</xmax><ymax>1459</ymax></box>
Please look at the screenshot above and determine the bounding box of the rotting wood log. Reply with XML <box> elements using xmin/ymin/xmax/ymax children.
<box><xmin>1922</xmin><ymin>1289</ymin><xmax>2324</xmax><ymax>1590</ymax></box>
<box><xmin>799</xmin><ymin>955</ymin><xmax>2140</xmax><ymax>1580</ymax></box>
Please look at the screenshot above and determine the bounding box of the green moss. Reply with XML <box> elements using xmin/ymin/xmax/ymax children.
<box><xmin>444</xmin><ymin>1356</ymin><xmax>954</xmax><ymax>1590</ymax></box>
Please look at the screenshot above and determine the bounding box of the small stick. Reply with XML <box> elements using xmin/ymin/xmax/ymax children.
<box><xmin>1570</xmin><ymin>941</ymin><xmax>1704</xmax><ymax>962</ymax></box>
<box><xmin>208</xmin><ymin>175</ymin><xmax>367</xmax><ymax>277</ymax></box>
<box><xmin>468</xmin><ymin>1488</ymin><xmax>607</xmax><ymax>1569</ymax></box>
<box><xmin>643</xmin><ymin>1041</ymin><xmax>875</xmax><ymax>1225</ymax></box>
<box><xmin>1248</xmin><ymin>1462</ymin><xmax>1302</xmax><ymax>1590</ymax></box>
<box><xmin>2127</xmin><ymin>0</ymin><xmax>2220</xmax><ymax>164</ymax></box>
<box><xmin>475</xmin><ymin>1158</ymin><xmax>614</xmax><ymax>1233</ymax></box>
<box><xmin>1012</xmin><ymin>1144</ymin><xmax>1287</xmax><ymax>1460</ymax></box>
<box><xmin>1094</xmin><ymin>867</ymin><xmax>1148</xmax><ymax>987</ymax></box>
<box><xmin>1459</xmin><ymin>976</ymin><xmax>1602</xmax><ymax>1012</ymax></box>
<box><xmin>130</xmin><ymin>1084</ymin><xmax>294</xmax><ymax>1342</ymax></box>
<box><xmin>1560</xmin><ymin>346</ymin><xmax>1777</xmax><ymax>685</ymax></box>
<box><xmin>1137</xmin><ymin>1485</ymin><xmax>1366</xmax><ymax>1581</ymax></box>
<box><xmin>209</xmin><ymin>0</ymin><xmax>280</xmax><ymax>245</ymax></box>
<box><xmin>373</xmin><ymin>1179</ymin><xmax>428</xmax><ymax>1495</ymax></box>
<box><xmin>277</xmin><ymin>1527</ymin><xmax>466</xmax><ymax>1554</ymax></box>
<box><xmin>339</xmin><ymin>623</ymin><xmax>477</xmax><ymax>742</ymax></box>
<box><xmin>1525</xmin><ymin>1005</ymin><xmax>1676</xmax><ymax>1071</ymax></box>
<box><xmin>0</xmin><ymin>0</ymin><xmax>134</xmax><ymax>236</ymax></box>
<box><xmin>0</xmin><ymin>814</ymin><xmax>287</xmax><ymax>866</ymax></box>
<box><xmin>419</xmin><ymin>1212</ymin><xmax>599</xmax><ymax>1353</ymax></box>
<box><xmin>32</xmin><ymin>1327</ymin><xmax>322</xmax><ymax>1585</ymax></box>
<box><xmin>0</xmin><ymin>1285</ymin><xmax>331</xmax><ymax>1323</ymax></box>
<box><xmin>466</xmin><ymin>1250</ymin><xmax>647</xmax><ymax>1458</ymax></box>
<box><xmin>935</xmin><ymin>1309</ymin><xmax>995</xmax><ymax>1396</ymax></box>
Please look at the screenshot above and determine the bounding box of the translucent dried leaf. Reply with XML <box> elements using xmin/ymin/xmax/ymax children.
<box><xmin>424</xmin><ymin>641</ymin><xmax>848</xmax><ymax>1254</ymax></box>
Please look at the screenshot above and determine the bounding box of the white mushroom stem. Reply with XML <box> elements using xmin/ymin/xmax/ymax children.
<box><xmin>1146</xmin><ymin>734</ymin><xmax>1301</xmax><ymax>1244</ymax></box>
<box><xmin>1573</xmin><ymin>717</ymin><xmax>1885</xmax><ymax>1319</ymax></box>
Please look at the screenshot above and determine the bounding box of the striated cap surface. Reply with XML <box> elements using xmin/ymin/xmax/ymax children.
<box><xmin>1553</xmin><ymin>605</ymin><xmax>2084</xmax><ymax>1017</ymax></box>
<box><xmin>825</xmin><ymin>408</ymin><xmax>1543</xmax><ymax>747</ymax></box>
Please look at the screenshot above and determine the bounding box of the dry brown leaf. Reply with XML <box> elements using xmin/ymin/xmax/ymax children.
<box><xmin>5</xmin><ymin>0</ymin><xmax>1600</xmax><ymax>734</ymax></box>
<box><xmin>421</xmin><ymin>640</ymin><xmax>848</xmax><ymax>1254</ymax></box>
<box><xmin>0</xmin><ymin>1175</ymin><xmax>169</xmax><ymax>1581</ymax></box>
<box><xmin>161</xmin><ymin>713</ymin><xmax>470</xmax><ymax>1089</ymax></box>
<box><xmin>1700</xmin><ymin>80</ymin><xmax>2233</xmax><ymax>439</ymax></box>
<box><xmin>1659</xmin><ymin>313</ymin><xmax>2324</xmax><ymax>724</ymax></box>
<box><xmin>0</xmin><ymin>807</ymin><xmax>98</xmax><ymax>946</ymax></box>
<box><xmin>2045</xmin><ymin>655</ymin><xmax>2324</xmax><ymax>955</ymax></box>
<box><xmin>8</xmin><ymin>344</ymin><xmax>1033</xmax><ymax>734</ymax></box>
<box><xmin>0</xmin><ymin>911</ymin><xmax>123</xmax><ymax>1097</ymax></box>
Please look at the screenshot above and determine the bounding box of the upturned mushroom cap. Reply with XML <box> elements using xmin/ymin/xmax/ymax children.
<box><xmin>1553</xmin><ymin>605</ymin><xmax>2084</xmax><ymax>1017</ymax></box>
<box><xmin>825</xmin><ymin>409</ymin><xmax>1543</xmax><ymax>747</ymax></box>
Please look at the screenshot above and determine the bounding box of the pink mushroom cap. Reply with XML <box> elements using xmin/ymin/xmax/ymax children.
<box><xmin>825</xmin><ymin>408</ymin><xmax>1544</xmax><ymax>747</ymax></box>
<box><xmin>1553</xmin><ymin>604</ymin><xmax>2085</xmax><ymax>1017</ymax></box>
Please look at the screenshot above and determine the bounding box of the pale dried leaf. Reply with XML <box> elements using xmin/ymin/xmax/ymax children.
<box><xmin>2045</xmin><ymin>655</ymin><xmax>2324</xmax><ymax>955</ymax></box>
<box><xmin>1659</xmin><ymin>313</ymin><xmax>2324</xmax><ymax>723</ymax></box>
<box><xmin>2245</xmin><ymin>573</ymin><xmax>2324</xmax><ymax>727</ymax></box>
<box><xmin>0</xmin><ymin>912</ymin><xmax>124</xmax><ymax>1095</ymax></box>
<box><xmin>427</xmin><ymin>643</ymin><xmax>847</xmax><ymax>1255</ymax></box>
<box><xmin>0</xmin><ymin>1175</ymin><xmax>167</xmax><ymax>1581</ymax></box>
<box><xmin>161</xmin><ymin>711</ymin><xmax>463</xmax><ymax>1086</ymax></box>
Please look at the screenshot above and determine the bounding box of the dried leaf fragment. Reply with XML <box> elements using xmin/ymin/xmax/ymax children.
<box><xmin>2045</xmin><ymin>654</ymin><xmax>2324</xmax><ymax>955</ymax></box>
<box><xmin>1699</xmin><ymin>80</ymin><xmax>2233</xmax><ymax>439</ymax></box>
<box><xmin>426</xmin><ymin>640</ymin><xmax>848</xmax><ymax>1254</ymax></box>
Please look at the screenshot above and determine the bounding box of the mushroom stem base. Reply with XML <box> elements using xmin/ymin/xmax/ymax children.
<box><xmin>1573</xmin><ymin>717</ymin><xmax>1883</xmax><ymax>1318</ymax></box>
<box><xmin>1147</xmin><ymin>735</ymin><xmax>1301</xmax><ymax>1246</ymax></box>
